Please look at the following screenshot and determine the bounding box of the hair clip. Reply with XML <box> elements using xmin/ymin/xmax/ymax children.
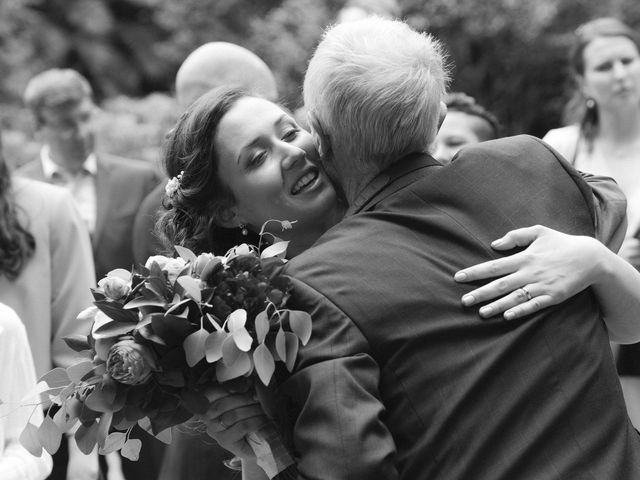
<box><xmin>165</xmin><ymin>170</ymin><xmax>184</xmax><ymax>199</ymax></box>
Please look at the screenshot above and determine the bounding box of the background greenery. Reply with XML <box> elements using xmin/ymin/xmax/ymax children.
<box><xmin>1</xmin><ymin>0</ymin><xmax>639</xmax><ymax>168</ymax></box>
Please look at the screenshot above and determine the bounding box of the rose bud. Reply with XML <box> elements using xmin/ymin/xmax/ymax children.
<box><xmin>193</xmin><ymin>253</ymin><xmax>216</xmax><ymax>278</ymax></box>
<box><xmin>163</xmin><ymin>257</ymin><xmax>188</xmax><ymax>285</ymax></box>
<box><xmin>98</xmin><ymin>269</ymin><xmax>132</xmax><ymax>301</ymax></box>
<box><xmin>98</xmin><ymin>276</ymin><xmax>130</xmax><ymax>301</ymax></box>
<box><xmin>145</xmin><ymin>255</ymin><xmax>170</xmax><ymax>271</ymax></box>
<box><xmin>106</xmin><ymin>336</ymin><xmax>159</xmax><ymax>385</ymax></box>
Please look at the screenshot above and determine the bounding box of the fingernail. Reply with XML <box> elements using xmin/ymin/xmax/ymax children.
<box><xmin>504</xmin><ymin>310</ymin><xmax>515</xmax><ymax>320</ymax></box>
<box><xmin>479</xmin><ymin>306</ymin><xmax>493</xmax><ymax>317</ymax></box>
<box><xmin>461</xmin><ymin>294</ymin><xmax>474</xmax><ymax>306</ymax></box>
<box><xmin>454</xmin><ymin>271</ymin><xmax>467</xmax><ymax>282</ymax></box>
<box><xmin>491</xmin><ymin>238</ymin><xmax>504</xmax><ymax>247</ymax></box>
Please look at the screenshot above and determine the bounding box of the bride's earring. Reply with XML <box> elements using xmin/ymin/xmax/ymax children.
<box><xmin>239</xmin><ymin>224</ymin><xmax>248</xmax><ymax>236</ymax></box>
<box><xmin>585</xmin><ymin>97</ymin><xmax>596</xmax><ymax>110</ymax></box>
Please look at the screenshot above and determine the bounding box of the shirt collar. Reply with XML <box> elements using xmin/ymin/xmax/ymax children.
<box><xmin>40</xmin><ymin>145</ymin><xmax>97</xmax><ymax>179</ymax></box>
<box><xmin>346</xmin><ymin>152</ymin><xmax>442</xmax><ymax>217</ymax></box>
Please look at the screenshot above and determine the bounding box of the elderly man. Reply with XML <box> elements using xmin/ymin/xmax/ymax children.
<box><xmin>131</xmin><ymin>41</ymin><xmax>278</xmax><ymax>263</ymax></box>
<box><xmin>211</xmin><ymin>17</ymin><xmax>640</xmax><ymax>480</ymax></box>
<box><xmin>18</xmin><ymin>69</ymin><xmax>159</xmax><ymax>281</ymax></box>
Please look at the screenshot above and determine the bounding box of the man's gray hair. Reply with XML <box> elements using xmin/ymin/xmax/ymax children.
<box><xmin>304</xmin><ymin>17</ymin><xmax>449</xmax><ymax>170</ymax></box>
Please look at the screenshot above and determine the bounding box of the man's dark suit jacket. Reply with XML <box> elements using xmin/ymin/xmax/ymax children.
<box><xmin>18</xmin><ymin>153</ymin><xmax>158</xmax><ymax>280</ymax></box>
<box><xmin>279</xmin><ymin>135</ymin><xmax>640</xmax><ymax>479</ymax></box>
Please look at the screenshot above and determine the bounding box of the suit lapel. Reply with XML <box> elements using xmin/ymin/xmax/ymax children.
<box><xmin>94</xmin><ymin>156</ymin><xmax>113</xmax><ymax>249</ymax></box>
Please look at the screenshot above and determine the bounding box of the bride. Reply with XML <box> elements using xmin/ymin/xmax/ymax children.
<box><xmin>157</xmin><ymin>86</ymin><xmax>640</xmax><ymax>476</ymax></box>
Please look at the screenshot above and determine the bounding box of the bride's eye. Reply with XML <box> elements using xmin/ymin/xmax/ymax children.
<box><xmin>282</xmin><ymin>128</ymin><xmax>299</xmax><ymax>142</ymax></box>
<box><xmin>248</xmin><ymin>151</ymin><xmax>267</xmax><ymax>169</ymax></box>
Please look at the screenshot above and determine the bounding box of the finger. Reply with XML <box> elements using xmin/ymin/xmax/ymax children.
<box><xmin>203</xmin><ymin>384</ymin><xmax>231</xmax><ymax>403</ymax></box>
<box><xmin>205</xmin><ymin>411</ymin><xmax>269</xmax><ymax>440</ymax></box>
<box><xmin>460</xmin><ymin>273</ymin><xmax>527</xmax><ymax>306</ymax></box>
<box><xmin>475</xmin><ymin>286</ymin><xmax>533</xmax><ymax>318</ymax></box>
<box><xmin>455</xmin><ymin>255</ymin><xmax>523</xmax><ymax>284</ymax></box>
<box><xmin>503</xmin><ymin>294</ymin><xmax>555</xmax><ymax>320</ymax></box>
<box><xmin>205</xmin><ymin>393</ymin><xmax>261</xmax><ymax>420</ymax></box>
<box><xmin>490</xmin><ymin>225</ymin><xmax>546</xmax><ymax>251</ymax></box>
<box><xmin>205</xmin><ymin>404</ymin><xmax>266</xmax><ymax>434</ymax></box>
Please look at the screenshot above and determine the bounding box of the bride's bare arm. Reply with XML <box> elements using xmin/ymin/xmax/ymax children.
<box><xmin>454</xmin><ymin>225</ymin><xmax>640</xmax><ymax>344</ymax></box>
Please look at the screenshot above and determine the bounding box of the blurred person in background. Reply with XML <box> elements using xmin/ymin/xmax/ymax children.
<box><xmin>0</xmin><ymin>303</ymin><xmax>52</xmax><ymax>480</ymax></box>
<box><xmin>0</xmin><ymin>132</ymin><xmax>98</xmax><ymax>479</ymax></box>
<box><xmin>132</xmin><ymin>41</ymin><xmax>278</xmax><ymax>265</ymax></box>
<box><xmin>542</xmin><ymin>17</ymin><xmax>640</xmax><ymax>429</ymax></box>
<box><xmin>17</xmin><ymin>68</ymin><xmax>159</xmax><ymax>281</ymax></box>
<box><xmin>16</xmin><ymin>69</ymin><xmax>159</xmax><ymax>480</ymax></box>
<box><xmin>432</xmin><ymin>92</ymin><xmax>501</xmax><ymax>164</ymax></box>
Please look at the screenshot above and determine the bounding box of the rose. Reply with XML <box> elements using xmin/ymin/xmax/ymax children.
<box><xmin>98</xmin><ymin>269</ymin><xmax>132</xmax><ymax>301</ymax></box>
<box><xmin>106</xmin><ymin>336</ymin><xmax>159</xmax><ymax>385</ymax></box>
<box><xmin>145</xmin><ymin>255</ymin><xmax>187</xmax><ymax>285</ymax></box>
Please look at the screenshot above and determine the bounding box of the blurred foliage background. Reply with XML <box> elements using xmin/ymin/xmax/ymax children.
<box><xmin>1</xmin><ymin>0</ymin><xmax>639</xmax><ymax>169</ymax></box>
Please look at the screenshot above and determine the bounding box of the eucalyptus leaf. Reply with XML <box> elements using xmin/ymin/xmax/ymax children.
<box><xmin>100</xmin><ymin>431</ymin><xmax>127</xmax><ymax>454</ymax></box>
<box><xmin>96</xmin><ymin>411</ymin><xmax>114</xmax><ymax>449</ymax></box>
<box><xmin>231</xmin><ymin>327</ymin><xmax>253</xmax><ymax>352</ymax></box>
<box><xmin>183</xmin><ymin>328</ymin><xmax>209</xmax><ymax>367</ymax></box>
<box><xmin>85</xmin><ymin>383</ymin><xmax>117</xmax><ymax>413</ymax></box>
<box><xmin>275</xmin><ymin>327</ymin><xmax>286</xmax><ymax>362</ymax></box>
<box><xmin>288</xmin><ymin>310</ymin><xmax>312</xmax><ymax>345</ymax></box>
<box><xmin>19</xmin><ymin>423</ymin><xmax>43</xmax><ymax>457</ymax></box>
<box><xmin>39</xmin><ymin>367</ymin><xmax>70</xmax><ymax>389</ymax></box>
<box><xmin>154</xmin><ymin>428</ymin><xmax>172</xmax><ymax>444</ymax></box>
<box><xmin>284</xmin><ymin>332</ymin><xmax>299</xmax><ymax>372</ymax></box>
<box><xmin>260</xmin><ymin>241</ymin><xmax>289</xmax><ymax>260</ymax></box>
<box><xmin>177</xmin><ymin>275</ymin><xmax>202</xmax><ymax>302</ymax></box>
<box><xmin>227</xmin><ymin>309</ymin><xmax>247</xmax><ymax>331</ymax></box>
<box><xmin>174</xmin><ymin>245</ymin><xmax>197</xmax><ymax>264</ymax></box>
<box><xmin>221</xmin><ymin>335</ymin><xmax>242</xmax><ymax>366</ymax></box>
<box><xmin>255</xmin><ymin>310</ymin><xmax>270</xmax><ymax>344</ymax></box>
<box><xmin>67</xmin><ymin>361</ymin><xmax>95</xmax><ymax>383</ymax></box>
<box><xmin>37</xmin><ymin>416</ymin><xmax>62</xmax><ymax>455</ymax></box>
<box><xmin>215</xmin><ymin>351</ymin><xmax>252</xmax><ymax>382</ymax></box>
<box><xmin>205</xmin><ymin>331</ymin><xmax>228</xmax><ymax>363</ymax></box>
<box><xmin>75</xmin><ymin>421</ymin><xmax>99</xmax><ymax>455</ymax></box>
<box><xmin>253</xmin><ymin>344</ymin><xmax>275</xmax><ymax>386</ymax></box>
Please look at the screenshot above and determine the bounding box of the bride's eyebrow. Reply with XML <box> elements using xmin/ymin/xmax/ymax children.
<box><xmin>237</xmin><ymin>114</ymin><xmax>293</xmax><ymax>164</ymax></box>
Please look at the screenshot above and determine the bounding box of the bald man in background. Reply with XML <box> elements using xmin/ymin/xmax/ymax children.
<box><xmin>131</xmin><ymin>42</ymin><xmax>278</xmax><ymax>263</ymax></box>
<box><xmin>130</xmin><ymin>42</ymin><xmax>279</xmax><ymax>480</ymax></box>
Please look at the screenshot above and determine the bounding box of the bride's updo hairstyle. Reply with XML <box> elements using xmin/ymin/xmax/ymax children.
<box><xmin>157</xmin><ymin>86</ymin><xmax>260</xmax><ymax>255</ymax></box>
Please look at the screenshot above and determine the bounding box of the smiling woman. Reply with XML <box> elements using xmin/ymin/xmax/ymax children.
<box><xmin>157</xmin><ymin>86</ymin><xmax>344</xmax><ymax>258</ymax></box>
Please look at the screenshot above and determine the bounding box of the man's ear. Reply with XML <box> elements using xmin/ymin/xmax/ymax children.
<box><xmin>307</xmin><ymin>110</ymin><xmax>332</xmax><ymax>159</ymax></box>
<box><xmin>437</xmin><ymin>101</ymin><xmax>448</xmax><ymax>132</ymax></box>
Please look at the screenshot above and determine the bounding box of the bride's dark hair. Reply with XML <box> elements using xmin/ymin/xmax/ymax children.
<box><xmin>0</xmin><ymin>133</ymin><xmax>36</xmax><ymax>278</ymax></box>
<box><xmin>156</xmin><ymin>86</ymin><xmax>260</xmax><ymax>255</ymax></box>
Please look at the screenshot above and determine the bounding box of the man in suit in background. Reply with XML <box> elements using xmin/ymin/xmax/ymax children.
<box><xmin>17</xmin><ymin>68</ymin><xmax>160</xmax><ymax>480</ymax></box>
<box><xmin>228</xmin><ymin>17</ymin><xmax>640</xmax><ymax>480</ymax></box>
<box><xmin>132</xmin><ymin>41</ymin><xmax>278</xmax><ymax>262</ymax></box>
<box><xmin>18</xmin><ymin>68</ymin><xmax>158</xmax><ymax>281</ymax></box>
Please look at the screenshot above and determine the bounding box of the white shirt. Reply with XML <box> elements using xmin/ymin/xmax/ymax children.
<box><xmin>0</xmin><ymin>304</ymin><xmax>52</xmax><ymax>480</ymax></box>
<box><xmin>544</xmin><ymin>125</ymin><xmax>640</xmax><ymax>238</ymax></box>
<box><xmin>40</xmin><ymin>145</ymin><xmax>98</xmax><ymax>236</ymax></box>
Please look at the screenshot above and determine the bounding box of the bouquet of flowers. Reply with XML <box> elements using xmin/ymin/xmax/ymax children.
<box><xmin>20</xmin><ymin>230</ymin><xmax>311</xmax><ymax>478</ymax></box>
